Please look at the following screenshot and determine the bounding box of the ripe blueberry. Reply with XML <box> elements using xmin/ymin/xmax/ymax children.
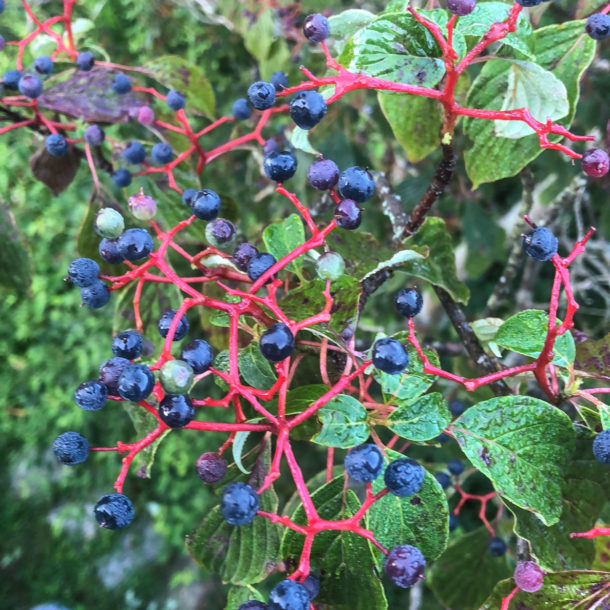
<box><xmin>303</xmin><ymin>13</ymin><xmax>330</xmax><ymax>43</ymax></box>
<box><xmin>395</xmin><ymin>288</ymin><xmax>423</xmax><ymax>318</ymax></box>
<box><xmin>112</xmin><ymin>168</ymin><xmax>132</xmax><ymax>187</ymax></box>
<box><xmin>158</xmin><ymin>309</ymin><xmax>189</xmax><ymax>341</ymax></box>
<box><xmin>2</xmin><ymin>70</ymin><xmax>22</xmax><ymax>90</ymax></box>
<box><xmin>447</xmin><ymin>458</ymin><xmax>464</xmax><ymax>476</ymax></box>
<box><xmin>522</xmin><ymin>227</ymin><xmax>558</xmax><ymax>261</ymax></box>
<box><xmin>289</xmin><ymin>90</ymin><xmax>327</xmax><ymax>130</ymax></box>
<box><xmin>205</xmin><ymin>218</ymin><xmax>236</xmax><ymax>249</ymax></box>
<box><xmin>74</xmin><ymin>380</ymin><xmax>108</xmax><ymax>411</ymax></box>
<box><xmin>18</xmin><ymin>74</ymin><xmax>43</xmax><ymax>98</ymax></box>
<box><xmin>76</xmin><ymin>51</ymin><xmax>94</xmax><ymax>71</ymax></box>
<box><xmin>196</xmin><ymin>452</ymin><xmax>228</xmax><ymax>483</ymax></box>
<box><xmin>247</xmin><ymin>252</ymin><xmax>277</xmax><ymax>282</ymax></box>
<box><xmin>46</xmin><ymin>134</ymin><xmax>67</xmax><ymax>157</ymax></box>
<box><xmin>581</xmin><ymin>148</ymin><xmax>610</xmax><ymax>178</ymax></box>
<box><xmin>515</xmin><ymin>0</ymin><xmax>541</xmax><ymax>5</ymax></box>
<box><xmin>384</xmin><ymin>544</ymin><xmax>426</xmax><ymax>588</ymax></box>
<box><xmin>84</xmin><ymin>124</ymin><xmax>105</xmax><ymax>146</ymax></box>
<box><xmin>180</xmin><ymin>339</ymin><xmax>214</xmax><ymax>374</ymax></box>
<box><xmin>192</xmin><ymin>189</ymin><xmax>221</xmax><ymax>221</ymax></box>
<box><xmin>449</xmin><ymin>399</ymin><xmax>468</xmax><ymax>417</ymax></box>
<box><xmin>99</xmin><ymin>356</ymin><xmax>130</xmax><ymax>395</ymax></box>
<box><xmin>117</xmin><ymin>364</ymin><xmax>155</xmax><ymax>402</ymax></box>
<box><xmin>151</xmin><ymin>142</ymin><xmax>174</xmax><ymax>165</ymax></box>
<box><xmin>585</xmin><ymin>14</ymin><xmax>610</xmax><ymax>40</ymax></box>
<box><xmin>94</xmin><ymin>493</ymin><xmax>134</xmax><ymax>530</ymax></box>
<box><xmin>117</xmin><ymin>228</ymin><xmax>154</xmax><ymax>261</ymax></box>
<box><xmin>593</xmin><ymin>429</ymin><xmax>610</xmax><ymax>463</ymax></box>
<box><xmin>260</xmin><ymin>323</ymin><xmax>295</xmax><ymax>362</ymax></box>
<box><xmin>307</xmin><ymin>158</ymin><xmax>339</xmax><ymax>190</ymax></box>
<box><xmin>112</xmin><ymin>330</ymin><xmax>143</xmax><ymax>360</ymax></box>
<box><xmin>99</xmin><ymin>238</ymin><xmax>124</xmax><ymax>264</ymax></box>
<box><xmin>384</xmin><ymin>457</ymin><xmax>425</xmax><ymax>497</ymax></box>
<box><xmin>159</xmin><ymin>359</ymin><xmax>194</xmax><ymax>395</ymax></box>
<box><xmin>488</xmin><ymin>537</ymin><xmax>507</xmax><ymax>556</ymax></box>
<box><xmin>302</xmin><ymin>574</ymin><xmax>320</xmax><ymax>600</ymax></box>
<box><xmin>264</xmin><ymin>151</ymin><xmax>297</xmax><ymax>182</ymax></box>
<box><xmin>112</xmin><ymin>72</ymin><xmax>131</xmax><ymax>94</ymax></box>
<box><xmin>435</xmin><ymin>472</ymin><xmax>451</xmax><ymax>490</ymax></box>
<box><xmin>122</xmin><ymin>141</ymin><xmax>146</xmax><ymax>164</ymax></box>
<box><xmin>270</xmin><ymin>71</ymin><xmax>289</xmax><ymax>91</ymax></box>
<box><xmin>449</xmin><ymin>513</ymin><xmax>459</xmax><ymax>531</ymax></box>
<box><xmin>221</xmin><ymin>482</ymin><xmax>260</xmax><ymax>526</ymax></box>
<box><xmin>334</xmin><ymin>199</ymin><xmax>362</xmax><ymax>230</ymax></box>
<box><xmin>344</xmin><ymin>443</ymin><xmax>384</xmax><ymax>483</ymax></box>
<box><xmin>263</xmin><ymin>138</ymin><xmax>280</xmax><ymax>156</ymax></box>
<box><xmin>81</xmin><ymin>281</ymin><xmax>110</xmax><ymax>308</ymax></box>
<box><xmin>315</xmin><ymin>251</ymin><xmax>345</xmax><ymax>281</ymax></box>
<box><xmin>232</xmin><ymin>242</ymin><xmax>258</xmax><ymax>272</ymax></box>
<box><xmin>68</xmin><ymin>257</ymin><xmax>100</xmax><ymax>287</ymax></box>
<box><xmin>181</xmin><ymin>188</ymin><xmax>197</xmax><ymax>207</ymax></box>
<box><xmin>232</xmin><ymin>98</ymin><xmax>252</xmax><ymax>120</ymax></box>
<box><xmin>447</xmin><ymin>0</ymin><xmax>476</xmax><ymax>16</ymax></box>
<box><xmin>34</xmin><ymin>56</ymin><xmax>54</xmax><ymax>75</ymax></box>
<box><xmin>372</xmin><ymin>337</ymin><xmax>409</xmax><ymax>375</ymax></box>
<box><xmin>53</xmin><ymin>431</ymin><xmax>89</xmax><ymax>465</ymax></box>
<box><xmin>247</xmin><ymin>81</ymin><xmax>276</xmax><ymax>110</ymax></box>
<box><xmin>338</xmin><ymin>167</ymin><xmax>375</xmax><ymax>203</ymax></box>
<box><xmin>514</xmin><ymin>561</ymin><xmax>544</xmax><ymax>593</ymax></box>
<box><xmin>158</xmin><ymin>394</ymin><xmax>195</xmax><ymax>428</ymax></box>
<box><xmin>166</xmin><ymin>89</ymin><xmax>186</xmax><ymax>111</ymax></box>
<box><xmin>268</xmin><ymin>580</ymin><xmax>310</xmax><ymax>610</ymax></box>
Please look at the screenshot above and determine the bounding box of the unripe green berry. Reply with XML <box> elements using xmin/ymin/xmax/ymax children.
<box><xmin>315</xmin><ymin>251</ymin><xmax>345</xmax><ymax>280</ymax></box>
<box><xmin>94</xmin><ymin>208</ymin><xmax>125</xmax><ymax>239</ymax></box>
<box><xmin>159</xmin><ymin>359</ymin><xmax>194</xmax><ymax>394</ymax></box>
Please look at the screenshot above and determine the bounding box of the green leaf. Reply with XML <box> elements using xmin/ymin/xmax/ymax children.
<box><xmin>239</xmin><ymin>342</ymin><xmax>276</xmax><ymax>391</ymax></box>
<box><xmin>0</xmin><ymin>204</ymin><xmax>33</xmax><ymax>294</ymax></box>
<box><xmin>143</xmin><ymin>55</ymin><xmax>215</xmax><ymax>117</ymax></box>
<box><xmin>494</xmin><ymin>309</ymin><xmax>576</xmax><ymax>368</ymax></box>
<box><xmin>243</xmin><ymin>9</ymin><xmax>275</xmax><ymax>64</ymax></box>
<box><xmin>463</xmin><ymin>200</ymin><xmax>506</xmax><ymax>276</ymax></box>
<box><xmin>369</xmin><ymin>449</ymin><xmax>449</xmax><ymax>561</ymax></box>
<box><xmin>225</xmin><ymin>585</ymin><xmax>265</xmax><ymax>610</ymax></box>
<box><xmin>428</xmin><ymin>527</ymin><xmax>512</xmax><ymax>610</ymax></box>
<box><xmin>313</xmin><ymin>394</ymin><xmax>369</xmax><ymax>448</ymax></box>
<box><xmin>262</xmin><ymin>214</ymin><xmax>306</xmax><ymax>273</ymax></box>
<box><xmin>284</xmin><ymin>385</ymin><xmax>327</xmax><ymax>441</ymax></box>
<box><xmin>328</xmin><ymin>9</ymin><xmax>376</xmax><ymax>54</ymax></box>
<box><xmin>452</xmin><ymin>396</ymin><xmax>575</xmax><ymax>525</ymax></box>
<box><xmin>210</xmin><ymin>294</ymin><xmax>241</xmax><ymax>328</ymax></box>
<box><xmin>232</xmin><ymin>430</ymin><xmax>253</xmax><ymax>475</ymax></box>
<box><xmin>387</xmin><ymin>392</ymin><xmax>451</xmax><ymax>442</ymax></box>
<box><xmin>213</xmin><ymin>350</ymin><xmax>230</xmax><ymax>392</ymax></box>
<box><xmin>290</xmin><ymin>126</ymin><xmax>320</xmax><ymax>156</ymax></box>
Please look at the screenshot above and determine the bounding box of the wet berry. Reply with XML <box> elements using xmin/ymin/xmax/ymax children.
<box><xmin>372</xmin><ymin>337</ymin><xmax>409</xmax><ymax>375</ymax></box>
<box><xmin>384</xmin><ymin>544</ymin><xmax>426</xmax><ymax>588</ymax></box>
<box><xmin>180</xmin><ymin>339</ymin><xmax>214</xmax><ymax>374</ymax></box>
<box><xmin>338</xmin><ymin>167</ymin><xmax>375</xmax><ymax>203</ymax></box>
<box><xmin>68</xmin><ymin>258</ymin><xmax>99</xmax><ymax>287</ymax></box>
<box><xmin>307</xmin><ymin>158</ymin><xmax>339</xmax><ymax>190</ymax></box>
<box><xmin>158</xmin><ymin>309</ymin><xmax>189</xmax><ymax>341</ymax></box>
<box><xmin>158</xmin><ymin>394</ymin><xmax>195</xmax><ymax>428</ymax></box>
<box><xmin>303</xmin><ymin>13</ymin><xmax>330</xmax><ymax>43</ymax></box>
<box><xmin>395</xmin><ymin>288</ymin><xmax>423</xmax><ymax>318</ymax></box>
<box><xmin>196</xmin><ymin>452</ymin><xmax>228</xmax><ymax>483</ymax></box>
<box><xmin>99</xmin><ymin>356</ymin><xmax>130</xmax><ymax>395</ymax></box>
<box><xmin>334</xmin><ymin>199</ymin><xmax>362</xmax><ymax>230</ymax></box>
<box><xmin>247</xmin><ymin>81</ymin><xmax>276</xmax><ymax>110</ymax></box>
<box><xmin>53</xmin><ymin>431</ymin><xmax>89</xmax><ymax>465</ymax></box>
<box><xmin>112</xmin><ymin>330</ymin><xmax>143</xmax><ymax>360</ymax></box>
<box><xmin>247</xmin><ymin>252</ymin><xmax>277</xmax><ymax>282</ymax></box>
<box><xmin>221</xmin><ymin>482</ymin><xmax>260</xmax><ymax>525</ymax></box>
<box><xmin>94</xmin><ymin>493</ymin><xmax>134</xmax><ymax>530</ymax></box>
<box><xmin>99</xmin><ymin>238</ymin><xmax>124</xmax><ymax>264</ymax></box>
<box><xmin>192</xmin><ymin>189</ymin><xmax>221</xmax><ymax>221</ymax></box>
<box><xmin>117</xmin><ymin>364</ymin><xmax>155</xmax><ymax>402</ymax></box>
<box><xmin>384</xmin><ymin>457</ymin><xmax>425</xmax><ymax>497</ymax></box>
<box><xmin>117</xmin><ymin>228</ymin><xmax>154</xmax><ymax>261</ymax></box>
<box><xmin>74</xmin><ymin>380</ymin><xmax>108</xmax><ymax>411</ymax></box>
<box><xmin>259</xmin><ymin>323</ymin><xmax>295</xmax><ymax>362</ymax></box>
<box><xmin>264</xmin><ymin>151</ymin><xmax>297</xmax><ymax>182</ymax></box>
<box><xmin>289</xmin><ymin>90</ymin><xmax>327</xmax><ymax>130</ymax></box>
<box><xmin>345</xmin><ymin>443</ymin><xmax>384</xmax><ymax>482</ymax></box>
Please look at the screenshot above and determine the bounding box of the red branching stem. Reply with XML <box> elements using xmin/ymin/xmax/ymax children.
<box><xmin>453</xmin><ymin>482</ymin><xmax>497</xmax><ymax>535</ymax></box>
<box><xmin>500</xmin><ymin>586</ymin><xmax>520</xmax><ymax>610</ymax></box>
<box><xmin>570</xmin><ymin>527</ymin><xmax>610</xmax><ymax>539</ymax></box>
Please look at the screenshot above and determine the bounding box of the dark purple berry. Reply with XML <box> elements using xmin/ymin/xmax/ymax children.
<box><xmin>488</xmin><ymin>537</ymin><xmax>507</xmax><ymax>556</ymax></box>
<box><xmin>192</xmin><ymin>189</ymin><xmax>221</xmax><ymax>221</ymax></box>
<box><xmin>112</xmin><ymin>72</ymin><xmax>131</xmax><ymax>94</ymax></box>
<box><xmin>515</xmin><ymin>0</ymin><xmax>541</xmax><ymax>5</ymax></box>
<box><xmin>384</xmin><ymin>457</ymin><xmax>425</xmax><ymax>497</ymax></box>
<box><xmin>112</xmin><ymin>330</ymin><xmax>143</xmax><ymax>360</ymax></box>
<box><xmin>264</xmin><ymin>151</ymin><xmax>297</xmax><ymax>182</ymax></box>
<box><xmin>81</xmin><ymin>280</ymin><xmax>110</xmax><ymax>308</ymax></box>
<box><xmin>180</xmin><ymin>339</ymin><xmax>213</xmax><ymax>374</ymax></box>
<box><xmin>117</xmin><ymin>364</ymin><xmax>155</xmax><ymax>402</ymax></box>
<box><xmin>195</xmin><ymin>452</ymin><xmax>228</xmax><ymax>483</ymax></box>
<box><xmin>593</xmin><ymin>429</ymin><xmax>610</xmax><ymax>464</ymax></box>
<box><xmin>334</xmin><ymin>199</ymin><xmax>362</xmax><ymax>230</ymax></box>
<box><xmin>18</xmin><ymin>74</ymin><xmax>43</xmax><ymax>98</ymax></box>
<box><xmin>46</xmin><ymin>134</ymin><xmax>67</xmax><ymax>157</ymax></box>
<box><xmin>268</xmin><ymin>580</ymin><xmax>309</xmax><ymax>610</ymax></box>
<box><xmin>449</xmin><ymin>400</ymin><xmax>468</xmax><ymax>417</ymax></box>
<box><xmin>2</xmin><ymin>70</ymin><xmax>22</xmax><ymax>89</ymax></box>
<box><xmin>238</xmin><ymin>602</ymin><xmax>267</xmax><ymax>610</ymax></box>
<box><xmin>247</xmin><ymin>252</ymin><xmax>277</xmax><ymax>282</ymax></box>
<box><xmin>307</xmin><ymin>158</ymin><xmax>339</xmax><ymax>190</ymax></box>
<box><xmin>263</xmin><ymin>138</ymin><xmax>280</xmax><ymax>156</ymax></box>
<box><xmin>338</xmin><ymin>167</ymin><xmax>375</xmax><ymax>203</ymax></box>
<box><xmin>181</xmin><ymin>188</ymin><xmax>197</xmax><ymax>207</ymax></box>
<box><xmin>449</xmin><ymin>513</ymin><xmax>459</xmax><ymax>531</ymax></box>
<box><xmin>122</xmin><ymin>141</ymin><xmax>146</xmax><ymax>164</ymax></box>
<box><xmin>384</xmin><ymin>544</ymin><xmax>426</xmax><ymax>588</ymax></box>
<box><xmin>395</xmin><ymin>288</ymin><xmax>423</xmax><ymax>318</ymax></box>
<box><xmin>232</xmin><ymin>242</ymin><xmax>258</xmax><ymax>271</ymax></box>
<box><xmin>259</xmin><ymin>323</ymin><xmax>295</xmax><ymax>362</ymax></box>
<box><xmin>76</xmin><ymin>51</ymin><xmax>94</xmax><ymax>71</ymax></box>
<box><xmin>151</xmin><ymin>142</ymin><xmax>174</xmax><ymax>164</ymax></box>
<box><xmin>112</xmin><ymin>169</ymin><xmax>132</xmax><ymax>187</ymax></box>
<box><xmin>117</xmin><ymin>228</ymin><xmax>154</xmax><ymax>261</ymax></box>
<box><xmin>68</xmin><ymin>258</ymin><xmax>99</xmax><ymax>287</ymax></box>
<box><xmin>99</xmin><ymin>238</ymin><xmax>124</xmax><ymax>264</ymax></box>
<box><xmin>447</xmin><ymin>0</ymin><xmax>476</xmax><ymax>16</ymax></box>
<box><xmin>303</xmin><ymin>13</ymin><xmax>330</xmax><ymax>43</ymax></box>
<box><xmin>158</xmin><ymin>394</ymin><xmax>195</xmax><ymax>428</ymax></box>
<box><xmin>221</xmin><ymin>482</ymin><xmax>260</xmax><ymax>525</ymax></box>
<box><xmin>206</xmin><ymin>218</ymin><xmax>235</xmax><ymax>248</ymax></box>
<box><xmin>585</xmin><ymin>13</ymin><xmax>610</xmax><ymax>40</ymax></box>
<box><xmin>99</xmin><ymin>356</ymin><xmax>130</xmax><ymax>395</ymax></box>
<box><xmin>232</xmin><ymin>97</ymin><xmax>252</xmax><ymax>120</ymax></box>
<box><xmin>435</xmin><ymin>472</ymin><xmax>451</xmax><ymax>490</ymax></box>
<box><xmin>447</xmin><ymin>458</ymin><xmax>464</xmax><ymax>476</ymax></box>
<box><xmin>289</xmin><ymin>90</ymin><xmax>327</xmax><ymax>130</ymax></box>
<box><xmin>158</xmin><ymin>309</ymin><xmax>189</xmax><ymax>341</ymax></box>
<box><xmin>33</xmin><ymin>55</ymin><xmax>54</xmax><ymax>75</ymax></box>
<box><xmin>84</xmin><ymin>124</ymin><xmax>105</xmax><ymax>146</ymax></box>
<box><xmin>372</xmin><ymin>337</ymin><xmax>409</xmax><ymax>375</ymax></box>
<box><xmin>270</xmin><ymin>71</ymin><xmax>288</xmax><ymax>91</ymax></box>
<box><xmin>581</xmin><ymin>148</ymin><xmax>609</xmax><ymax>177</ymax></box>
<box><xmin>302</xmin><ymin>574</ymin><xmax>320</xmax><ymax>600</ymax></box>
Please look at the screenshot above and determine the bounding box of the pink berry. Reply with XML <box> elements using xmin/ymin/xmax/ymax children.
<box><xmin>137</xmin><ymin>105</ymin><xmax>155</xmax><ymax>125</ymax></box>
<box><xmin>128</xmin><ymin>188</ymin><xmax>157</xmax><ymax>221</ymax></box>
<box><xmin>514</xmin><ymin>561</ymin><xmax>544</xmax><ymax>593</ymax></box>
<box><xmin>581</xmin><ymin>148</ymin><xmax>609</xmax><ymax>178</ymax></box>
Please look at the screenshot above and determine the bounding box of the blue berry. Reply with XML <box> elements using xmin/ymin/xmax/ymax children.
<box><xmin>384</xmin><ymin>457</ymin><xmax>425</xmax><ymax>497</ymax></box>
<box><xmin>307</xmin><ymin>158</ymin><xmax>339</xmax><ymax>190</ymax></box>
<box><xmin>122</xmin><ymin>141</ymin><xmax>146</xmax><ymax>164</ymax></box>
<box><xmin>264</xmin><ymin>151</ymin><xmax>297</xmax><ymax>182</ymax></box>
<box><xmin>334</xmin><ymin>199</ymin><xmax>361</xmax><ymax>230</ymax></box>
<box><xmin>99</xmin><ymin>356</ymin><xmax>130</xmax><ymax>395</ymax></box>
<box><xmin>259</xmin><ymin>323</ymin><xmax>295</xmax><ymax>362</ymax></box>
<box><xmin>268</xmin><ymin>580</ymin><xmax>309</xmax><ymax>610</ymax></box>
<box><xmin>449</xmin><ymin>513</ymin><xmax>459</xmax><ymax>531</ymax></box>
<box><xmin>2</xmin><ymin>70</ymin><xmax>22</xmax><ymax>90</ymax></box>
<box><xmin>247</xmin><ymin>81</ymin><xmax>276</xmax><ymax>110</ymax></box>
<box><xmin>151</xmin><ymin>142</ymin><xmax>174</xmax><ymax>164</ymax></box>
<box><xmin>232</xmin><ymin>97</ymin><xmax>252</xmax><ymax>120</ymax></box>
<box><xmin>586</xmin><ymin>14</ymin><xmax>610</xmax><ymax>40</ymax></box>
<box><xmin>263</xmin><ymin>138</ymin><xmax>280</xmax><ymax>156</ymax></box>
<box><xmin>289</xmin><ymin>90</ymin><xmax>327</xmax><ymax>130</ymax></box>
<box><xmin>270</xmin><ymin>71</ymin><xmax>289</xmax><ymax>91</ymax></box>
<box><xmin>239</xmin><ymin>603</ymin><xmax>267</xmax><ymax>610</ymax></box>
<box><xmin>18</xmin><ymin>73</ymin><xmax>43</xmax><ymax>98</ymax></box>
<box><xmin>94</xmin><ymin>208</ymin><xmax>124</xmax><ymax>239</ymax></box>
<box><xmin>338</xmin><ymin>167</ymin><xmax>375</xmax><ymax>203</ymax></box>
<box><xmin>447</xmin><ymin>0</ymin><xmax>476</xmax><ymax>16</ymax></box>
<box><xmin>80</xmin><ymin>280</ymin><xmax>110</xmax><ymax>308</ymax></box>
<box><xmin>181</xmin><ymin>339</ymin><xmax>214</xmax><ymax>374</ymax></box>
<box><xmin>449</xmin><ymin>400</ymin><xmax>468</xmax><ymax>417</ymax></box>
<box><xmin>76</xmin><ymin>51</ymin><xmax>94</xmax><ymax>71</ymax></box>
<box><xmin>395</xmin><ymin>288</ymin><xmax>423</xmax><ymax>318</ymax></box>
<box><xmin>34</xmin><ymin>55</ymin><xmax>54</xmax><ymax>75</ymax></box>
<box><xmin>303</xmin><ymin>14</ymin><xmax>330</xmax><ymax>43</ymax></box>
<box><xmin>84</xmin><ymin>124</ymin><xmax>105</xmax><ymax>146</ymax></box>
<box><xmin>94</xmin><ymin>493</ymin><xmax>134</xmax><ymax>530</ymax></box>
<box><xmin>112</xmin><ymin>168</ymin><xmax>132</xmax><ymax>187</ymax></box>
<box><xmin>436</xmin><ymin>433</ymin><xmax>450</xmax><ymax>444</ymax></box>
<box><xmin>68</xmin><ymin>257</ymin><xmax>99</xmax><ymax>287</ymax></box>
<box><xmin>166</xmin><ymin>88</ymin><xmax>186</xmax><ymax>110</ymax></box>
<box><xmin>192</xmin><ymin>189</ymin><xmax>221</xmax><ymax>221</ymax></box>
<box><xmin>515</xmin><ymin>0</ymin><xmax>541</xmax><ymax>5</ymax></box>
<box><xmin>74</xmin><ymin>380</ymin><xmax>108</xmax><ymax>411</ymax></box>
<box><xmin>384</xmin><ymin>544</ymin><xmax>426</xmax><ymax>588</ymax></box>
<box><xmin>158</xmin><ymin>309</ymin><xmax>189</xmax><ymax>341</ymax></box>
<box><xmin>302</xmin><ymin>574</ymin><xmax>320</xmax><ymax>600</ymax></box>
<box><xmin>247</xmin><ymin>252</ymin><xmax>276</xmax><ymax>282</ymax></box>
<box><xmin>99</xmin><ymin>238</ymin><xmax>124</xmax><ymax>264</ymax></box>
<box><xmin>232</xmin><ymin>242</ymin><xmax>258</xmax><ymax>271</ymax></box>
<box><xmin>46</xmin><ymin>134</ymin><xmax>67</xmax><ymax>157</ymax></box>
<box><xmin>221</xmin><ymin>482</ymin><xmax>260</xmax><ymax>526</ymax></box>
<box><xmin>53</xmin><ymin>431</ymin><xmax>89</xmax><ymax>465</ymax></box>
<box><xmin>447</xmin><ymin>458</ymin><xmax>464</xmax><ymax>476</ymax></box>
<box><xmin>117</xmin><ymin>364</ymin><xmax>155</xmax><ymax>402</ymax></box>
<box><xmin>345</xmin><ymin>444</ymin><xmax>384</xmax><ymax>483</ymax></box>
<box><xmin>522</xmin><ymin>227</ymin><xmax>558</xmax><ymax>261</ymax></box>
<box><xmin>196</xmin><ymin>452</ymin><xmax>228</xmax><ymax>483</ymax></box>
<box><xmin>372</xmin><ymin>337</ymin><xmax>409</xmax><ymax>375</ymax></box>
<box><xmin>435</xmin><ymin>472</ymin><xmax>451</xmax><ymax>490</ymax></box>
<box><xmin>112</xmin><ymin>330</ymin><xmax>143</xmax><ymax>360</ymax></box>
<box><xmin>593</xmin><ymin>429</ymin><xmax>610</xmax><ymax>464</ymax></box>
<box><xmin>205</xmin><ymin>218</ymin><xmax>235</xmax><ymax>248</ymax></box>
<box><xmin>182</xmin><ymin>188</ymin><xmax>197</xmax><ymax>207</ymax></box>
<box><xmin>112</xmin><ymin>72</ymin><xmax>131</xmax><ymax>94</ymax></box>
<box><xmin>117</xmin><ymin>228</ymin><xmax>154</xmax><ymax>261</ymax></box>
<box><xmin>158</xmin><ymin>394</ymin><xmax>195</xmax><ymax>428</ymax></box>
<box><xmin>488</xmin><ymin>537</ymin><xmax>507</xmax><ymax>556</ymax></box>
<box><xmin>0</xmin><ymin>1</ymin><xmax>4</xmax><ymax>13</ymax></box>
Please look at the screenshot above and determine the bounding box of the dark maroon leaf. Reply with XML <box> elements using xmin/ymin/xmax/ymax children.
<box><xmin>575</xmin><ymin>333</ymin><xmax>610</xmax><ymax>377</ymax></box>
<box><xmin>29</xmin><ymin>144</ymin><xmax>80</xmax><ymax>196</ymax></box>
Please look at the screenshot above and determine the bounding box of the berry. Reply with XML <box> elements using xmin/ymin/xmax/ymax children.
<box><xmin>232</xmin><ymin>242</ymin><xmax>258</xmax><ymax>272</ymax></box>
<box><xmin>384</xmin><ymin>457</ymin><xmax>425</xmax><ymax>497</ymax></box>
<box><xmin>117</xmin><ymin>228</ymin><xmax>154</xmax><ymax>261</ymax></box>
<box><xmin>205</xmin><ymin>218</ymin><xmax>236</xmax><ymax>248</ymax></box>
<box><xmin>344</xmin><ymin>443</ymin><xmax>384</xmax><ymax>483</ymax></box>
<box><xmin>94</xmin><ymin>208</ymin><xmax>124</xmax><ymax>239</ymax></box>
<box><xmin>522</xmin><ymin>227</ymin><xmax>558</xmax><ymax>262</ymax></box>
<box><xmin>307</xmin><ymin>158</ymin><xmax>339</xmax><ymax>190</ymax></box>
<box><xmin>437</xmin><ymin>433</ymin><xmax>450</xmax><ymax>443</ymax></box>
<box><xmin>180</xmin><ymin>339</ymin><xmax>214</xmax><ymax>374</ymax></box>
<box><xmin>239</xmin><ymin>603</ymin><xmax>268</xmax><ymax>610</ymax></box>
<box><xmin>268</xmin><ymin>580</ymin><xmax>310</xmax><ymax>610</ymax></box>
<box><xmin>158</xmin><ymin>394</ymin><xmax>195</xmax><ymax>428</ymax></box>
<box><xmin>159</xmin><ymin>359</ymin><xmax>194</xmax><ymax>394</ymax></box>
<box><xmin>263</xmin><ymin>138</ymin><xmax>280</xmax><ymax>156</ymax></box>
<box><xmin>137</xmin><ymin>105</ymin><xmax>155</xmax><ymax>125</ymax></box>
<box><xmin>128</xmin><ymin>189</ymin><xmax>157</xmax><ymax>221</ymax></box>
<box><xmin>112</xmin><ymin>330</ymin><xmax>143</xmax><ymax>360</ymax></box>
<box><xmin>112</xmin><ymin>168</ymin><xmax>132</xmax><ymax>187</ymax></box>
<box><xmin>270</xmin><ymin>71</ymin><xmax>289</xmax><ymax>91</ymax></box>
<box><xmin>447</xmin><ymin>458</ymin><xmax>464</xmax><ymax>476</ymax></box>
<box><xmin>18</xmin><ymin>73</ymin><xmax>43</xmax><ymax>98</ymax></box>
<box><xmin>488</xmin><ymin>537</ymin><xmax>507</xmax><ymax>557</ymax></box>
<box><xmin>515</xmin><ymin>0</ymin><xmax>541</xmax><ymax>5</ymax></box>
<box><xmin>581</xmin><ymin>148</ymin><xmax>610</xmax><ymax>178</ymax></box>
<box><xmin>395</xmin><ymin>288</ymin><xmax>423</xmax><ymax>318</ymax></box>
<box><xmin>247</xmin><ymin>81</ymin><xmax>276</xmax><ymax>110</ymax></box>
<box><xmin>74</xmin><ymin>380</ymin><xmax>108</xmax><ymax>411</ymax></box>
<box><xmin>372</xmin><ymin>337</ymin><xmax>409</xmax><ymax>375</ymax></box>
<box><xmin>221</xmin><ymin>482</ymin><xmax>260</xmax><ymax>526</ymax></box>
<box><xmin>0</xmin><ymin>1</ymin><xmax>4</xmax><ymax>13</ymax></box>
<box><xmin>151</xmin><ymin>142</ymin><xmax>174</xmax><ymax>164</ymax></box>
<box><xmin>315</xmin><ymin>251</ymin><xmax>345</xmax><ymax>280</ymax></box>
<box><xmin>94</xmin><ymin>493</ymin><xmax>134</xmax><ymax>530</ymax></box>
<box><xmin>0</xmin><ymin>36</ymin><xmax>5</xmax><ymax>52</ymax></box>
<box><xmin>53</xmin><ymin>432</ymin><xmax>89</xmax><ymax>465</ymax></box>
<box><xmin>247</xmin><ymin>252</ymin><xmax>277</xmax><ymax>282</ymax></box>
<box><xmin>84</xmin><ymin>124</ymin><xmax>105</xmax><ymax>146</ymax></box>
<box><xmin>303</xmin><ymin>13</ymin><xmax>330</xmax><ymax>43</ymax></box>
<box><xmin>449</xmin><ymin>400</ymin><xmax>467</xmax><ymax>417</ymax></box>
<box><xmin>158</xmin><ymin>309</ymin><xmax>189</xmax><ymax>341</ymax></box>
<box><xmin>192</xmin><ymin>189</ymin><xmax>221</xmax><ymax>221</ymax></box>
<box><xmin>2</xmin><ymin>70</ymin><xmax>22</xmax><ymax>90</ymax></box>
<box><xmin>68</xmin><ymin>257</ymin><xmax>99</xmax><ymax>287</ymax></box>
<box><xmin>166</xmin><ymin>88</ymin><xmax>186</xmax><ymax>110</ymax></box>
<box><xmin>334</xmin><ymin>199</ymin><xmax>361</xmax><ymax>230</ymax></box>
<box><xmin>99</xmin><ymin>238</ymin><xmax>124</xmax><ymax>264</ymax></box>
<box><xmin>384</xmin><ymin>544</ymin><xmax>426</xmax><ymax>588</ymax></box>
<box><xmin>585</xmin><ymin>14</ymin><xmax>610</xmax><ymax>41</ymax></box>
<box><xmin>435</xmin><ymin>472</ymin><xmax>451</xmax><ymax>490</ymax></box>
<box><xmin>117</xmin><ymin>364</ymin><xmax>155</xmax><ymax>402</ymax></box>
<box><xmin>76</xmin><ymin>51</ymin><xmax>94</xmax><ymax>71</ymax></box>
<box><xmin>34</xmin><ymin>55</ymin><xmax>54</xmax><ymax>75</ymax></box>
<box><xmin>99</xmin><ymin>356</ymin><xmax>131</xmax><ymax>395</ymax></box>
<box><xmin>593</xmin><ymin>429</ymin><xmax>610</xmax><ymax>463</ymax></box>
<box><xmin>449</xmin><ymin>513</ymin><xmax>459</xmax><ymax>531</ymax></box>
<box><xmin>514</xmin><ymin>561</ymin><xmax>544</xmax><ymax>593</ymax></box>
<box><xmin>81</xmin><ymin>280</ymin><xmax>110</xmax><ymax>308</ymax></box>
<box><xmin>196</xmin><ymin>452</ymin><xmax>228</xmax><ymax>483</ymax></box>
<box><xmin>112</xmin><ymin>72</ymin><xmax>131</xmax><ymax>94</ymax></box>
<box><xmin>264</xmin><ymin>151</ymin><xmax>298</xmax><ymax>182</ymax></box>
<box><xmin>447</xmin><ymin>0</ymin><xmax>476</xmax><ymax>16</ymax></box>
<box><xmin>338</xmin><ymin>167</ymin><xmax>375</xmax><ymax>203</ymax></box>
<box><xmin>122</xmin><ymin>141</ymin><xmax>146</xmax><ymax>164</ymax></box>
<box><xmin>302</xmin><ymin>574</ymin><xmax>320</xmax><ymax>600</ymax></box>
<box><xmin>259</xmin><ymin>323</ymin><xmax>295</xmax><ymax>362</ymax></box>
<box><xmin>181</xmin><ymin>188</ymin><xmax>197</xmax><ymax>207</ymax></box>
<box><xmin>232</xmin><ymin>97</ymin><xmax>252</xmax><ymax>120</ymax></box>
<box><xmin>289</xmin><ymin>90</ymin><xmax>327</xmax><ymax>130</ymax></box>
<box><xmin>46</xmin><ymin>134</ymin><xmax>67</xmax><ymax>157</ymax></box>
